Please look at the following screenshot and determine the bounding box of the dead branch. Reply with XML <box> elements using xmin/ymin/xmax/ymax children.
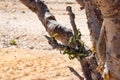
<box><xmin>66</xmin><ymin>6</ymin><xmax>77</xmax><ymax>35</ymax></box>
<box><xmin>67</xmin><ymin>66</ymin><xmax>84</xmax><ymax>80</ymax></box>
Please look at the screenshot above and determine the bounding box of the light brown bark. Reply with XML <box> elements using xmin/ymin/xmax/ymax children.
<box><xmin>84</xmin><ymin>0</ymin><xmax>102</xmax><ymax>49</ymax></box>
<box><xmin>103</xmin><ymin>17</ymin><xmax>120</xmax><ymax>80</ymax></box>
<box><xmin>20</xmin><ymin>0</ymin><xmax>73</xmax><ymax>45</ymax></box>
<box><xmin>76</xmin><ymin>0</ymin><xmax>120</xmax><ymax>80</ymax></box>
<box><xmin>76</xmin><ymin>0</ymin><xmax>103</xmax><ymax>50</ymax></box>
<box><xmin>94</xmin><ymin>0</ymin><xmax>120</xmax><ymax>79</ymax></box>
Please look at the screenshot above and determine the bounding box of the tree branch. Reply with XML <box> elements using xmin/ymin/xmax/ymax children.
<box><xmin>81</xmin><ymin>0</ymin><xmax>103</xmax><ymax>49</ymax></box>
<box><xmin>67</xmin><ymin>66</ymin><xmax>84</xmax><ymax>80</ymax></box>
<box><xmin>20</xmin><ymin>0</ymin><xmax>103</xmax><ymax>80</ymax></box>
<box><xmin>66</xmin><ymin>6</ymin><xmax>77</xmax><ymax>35</ymax></box>
<box><xmin>20</xmin><ymin>0</ymin><xmax>73</xmax><ymax>45</ymax></box>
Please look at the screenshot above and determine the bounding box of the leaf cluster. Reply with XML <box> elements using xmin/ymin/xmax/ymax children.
<box><xmin>63</xmin><ymin>29</ymin><xmax>90</xmax><ymax>60</ymax></box>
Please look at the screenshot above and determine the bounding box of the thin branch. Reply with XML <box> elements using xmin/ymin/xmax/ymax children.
<box><xmin>67</xmin><ymin>66</ymin><xmax>84</xmax><ymax>80</ymax></box>
<box><xmin>66</xmin><ymin>6</ymin><xmax>77</xmax><ymax>35</ymax></box>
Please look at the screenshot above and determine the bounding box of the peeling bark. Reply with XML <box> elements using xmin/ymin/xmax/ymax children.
<box><xmin>77</xmin><ymin>0</ymin><xmax>103</xmax><ymax>52</ymax></box>
<box><xmin>94</xmin><ymin>0</ymin><xmax>120</xmax><ymax>79</ymax></box>
<box><xmin>104</xmin><ymin>17</ymin><xmax>120</xmax><ymax>80</ymax></box>
<box><xmin>96</xmin><ymin>22</ymin><xmax>106</xmax><ymax>65</ymax></box>
<box><xmin>84</xmin><ymin>0</ymin><xmax>103</xmax><ymax>49</ymax></box>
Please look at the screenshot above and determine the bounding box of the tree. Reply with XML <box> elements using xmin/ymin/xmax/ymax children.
<box><xmin>20</xmin><ymin>0</ymin><xmax>73</xmax><ymax>45</ymax></box>
<box><xmin>76</xmin><ymin>0</ymin><xmax>120</xmax><ymax>80</ymax></box>
<box><xmin>94</xmin><ymin>0</ymin><xmax>120</xmax><ymax>80</ymax></box>
<box><xmin>20</xmin><ymin>0</ymin><xmax>120</xmax><ymax>80</ymax></box>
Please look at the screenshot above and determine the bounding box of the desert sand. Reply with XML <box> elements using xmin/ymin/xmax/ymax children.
<box><xmin>0</xmin><ymin>0</ymin><xmax>91</xmax><ymax>80</ymax></box>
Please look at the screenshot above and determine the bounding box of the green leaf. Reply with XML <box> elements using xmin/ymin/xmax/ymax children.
<box><xmin>10</xmin><ymin>39</ymin><xmax>16</xmax><ymax>45</ymax></box>
<box><xmin>79</xmin><ymin>53</ymin><xmax>86</xmax><ymax>58</ymax></box>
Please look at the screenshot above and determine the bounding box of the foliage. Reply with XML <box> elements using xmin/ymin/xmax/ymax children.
<box><xmin>10</xmin><ymin>39</ymin><xmax>17</xmax><ymax>45</ymax></box>
<box><xmin>22</xmin><ymin>11</ymin><xmax>25</xmax><ymax>13</ymax></box>
<box><xmin>63</xmin><ymin>29</ymin><xmax>90</xmax><ymax>60</ymax></box>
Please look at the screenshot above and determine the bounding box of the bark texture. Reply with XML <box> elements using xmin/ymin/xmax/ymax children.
<box><xmin>76</xmin><ymin>0</ymin><xmax>120</xmax><ymax>80</ymax></box>
<box><xmin>76</xmin><ymin>0</ymin><xmax>85</xmax><ymax>10</ymax></box>
<box><xmin>84</xmin><ymin>0</ymin><xmax>102</xmax><ymax>49</ymax></box>
<box><xmin>20</xmin><ymin>0</ymin><xmax>73</xmax><ymax>45</ymax></box>
<box><xmin>76</xmin><ymin>0</ymin><xmax>103</xmax><ymax>49</ymax></box>
<box><xmin>66</xmin><ymin>6</ymin><xmax>96</xmax><ymax>80</ymax></box>
<box><xmin>94</xmin><ymin>0</ymin><xmax>120</xmax><ymax>79</ymax></box>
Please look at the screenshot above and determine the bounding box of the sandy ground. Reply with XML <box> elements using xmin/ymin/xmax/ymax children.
<box><xmin>0</xmin><ymin>48</ymin><xmax>83</xmax><ymax>80</ymax></box>
<box><xmin>0</xmin><ymin>0</ymin><xmax>91</xmax><ymax>80</ymax></box>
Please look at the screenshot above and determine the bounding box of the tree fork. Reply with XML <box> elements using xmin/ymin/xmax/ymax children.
<box><xmin>20</xmin><ymin>0</ymin><xmax>103</xmax><ymax>80</ymax></box>
<box><xmin>45</xmin><ymin>5</ymin><xmax>103</xmax><ymax>80</ymax></box>
<box><xmin>66</xmin><ymin>6</ymin><xmax>93</xmax><ymax>80</ymax></box>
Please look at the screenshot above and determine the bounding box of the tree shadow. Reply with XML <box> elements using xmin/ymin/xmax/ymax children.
<box><xmin>67</xmin><ymin>66</ymin><xmax>84</xmax><ymax>80</ymax></box>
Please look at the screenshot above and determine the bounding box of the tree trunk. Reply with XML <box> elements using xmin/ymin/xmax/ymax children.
<box><xmin>76</xmin><ymin>0</ymin><xmax>103</xmax><ymax>49</ymax></box>
<box><xmin>77</xmin><ymin>0</ymin><xmax>120</xmax><ymax>80</ymax></box>
<box><xmin>77</xmin><ymin>0</ymin><xmax>104</xmax><ymax>79</ymax></box>
<box><xmin>76</xmin><ymin>0</ymin><xmax>85</xmax><ymax>10</ymax></box>
<box><xmin>94</xmin><ymin>0</ymin><xmax>120</xmax><ymax>79</ymax></box>
<box><xmin>84</xmin><ymin>0</ymin><xmax>103</xmax><ymax>49</ymax></box>
<box><xmin>20</xmin><ymin>0</ymin><xmax>73</xmax><ymax>45</ymax></box>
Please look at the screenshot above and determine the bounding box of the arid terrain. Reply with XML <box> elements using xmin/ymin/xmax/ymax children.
<box><xmin>0</xmin><ymin>0</ymin><xmax>91</xmax><ymax>80</ymax></box>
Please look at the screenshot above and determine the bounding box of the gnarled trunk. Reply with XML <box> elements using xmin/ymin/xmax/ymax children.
<box><xmin>77</xmin><ymin>0</ymin><xmax>120</xmax><ymax>80</ymax></box>
<box><xmin>94</xmin><ymin>0</ymin><xmax>120</xmax><ymax>79</ymax></box>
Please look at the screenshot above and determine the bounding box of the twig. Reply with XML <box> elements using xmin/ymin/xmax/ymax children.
<box><xmin>66</xmin><ymin>6</ymin><xmax>77</xmax><ymax>35</ymax></box>
<box><xmin>67</xmin><ymin>66</ymin><xmax>84</xmax><ymax>80</ymax></box>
